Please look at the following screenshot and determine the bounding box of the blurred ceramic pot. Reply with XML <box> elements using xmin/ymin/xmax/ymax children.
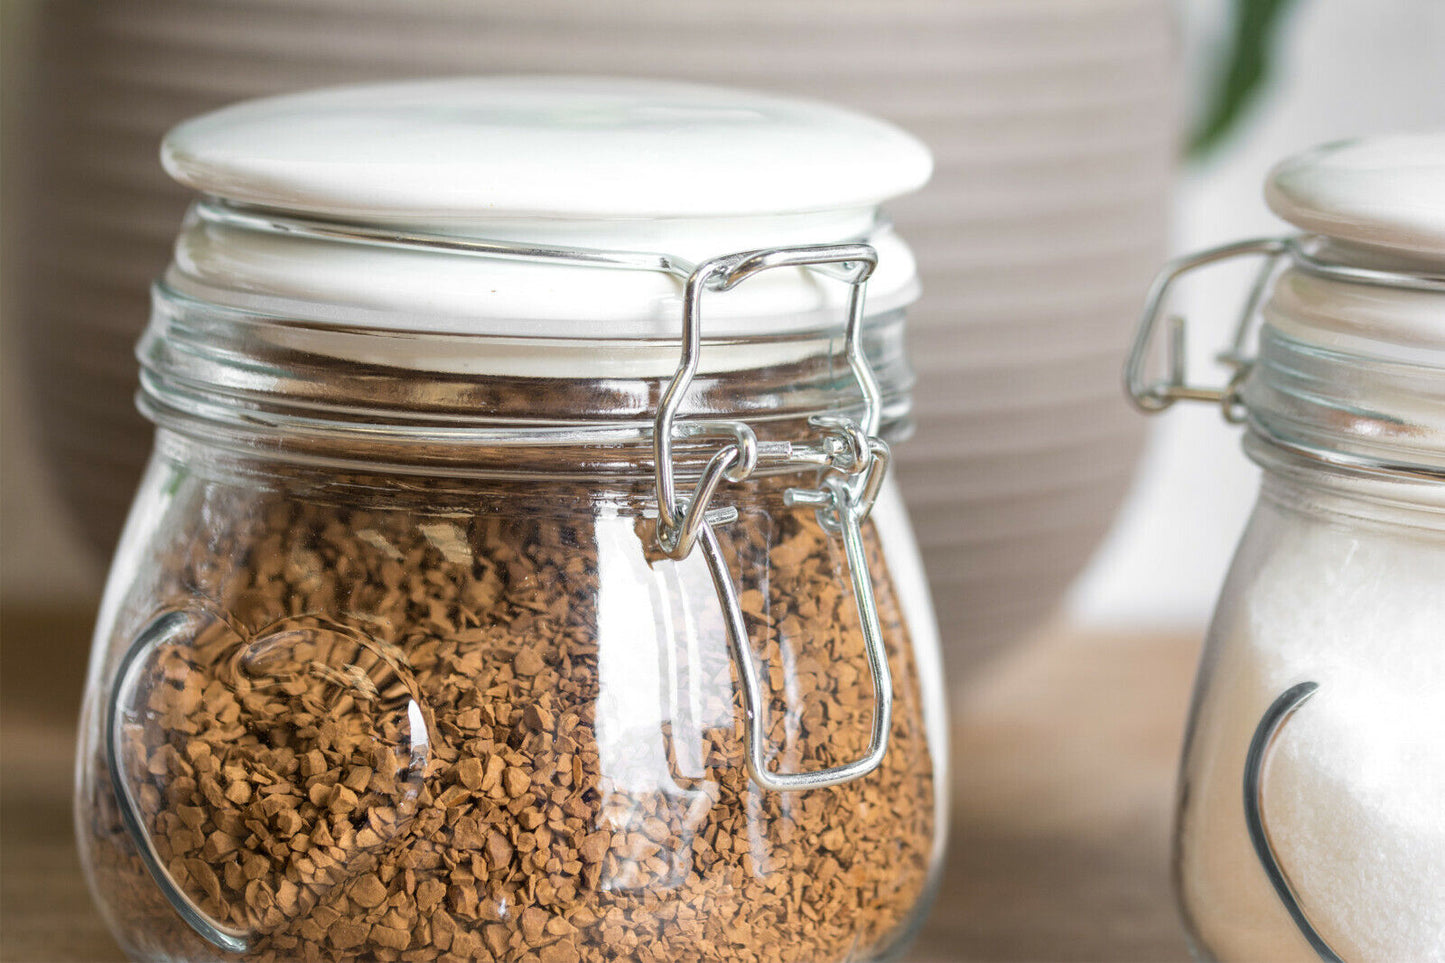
<box><xmin>11</xmin><ymin>0</ymin><xmax>1175</xmax><ymax>680</ymax></box>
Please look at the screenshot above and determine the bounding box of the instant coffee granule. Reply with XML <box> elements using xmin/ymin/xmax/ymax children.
<box><xmin>83</xmin><ymin>476</ymin><xmax>937</xmax><ymax>963</ymax></box>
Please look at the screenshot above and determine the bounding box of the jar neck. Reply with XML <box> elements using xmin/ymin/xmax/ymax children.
<box><xmin>138</xmin><ymin>284</ymin><xmax>914</xmax><ymax>478</ymax></box>
<box><xmin>1246</xmin><ymin>430</ymin><xmax>1445</xmax><ymax>533</ymax></box>
<box><xmin>1241</xmin><ymin>259</ymin><xmax>1445</xmax><ymax>481</ymax></box>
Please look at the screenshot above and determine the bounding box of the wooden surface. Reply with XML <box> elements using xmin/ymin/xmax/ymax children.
<box><xmin>0</xmin><ymin>607</ymin><xmax>1199</xmax><ymax>962</ymax></box>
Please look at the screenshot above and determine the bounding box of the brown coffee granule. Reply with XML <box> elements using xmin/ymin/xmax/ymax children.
<box><xmin>82</xmin><ymin>475</ymin><xmax>937</xmax><ymax>962</ymax></box>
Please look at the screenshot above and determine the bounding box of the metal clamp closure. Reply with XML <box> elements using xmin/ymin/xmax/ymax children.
<box><xmin>197</xmin><ymin>201</ymin><xmax>902</xmax><ymax>793</ymax></box>
<box><xmin>653</xmin><ymin>243</ymin><xmax>894</xmax><ymax>791</ymax></box>
<box><xmin>1125</xmin><ymin>237</ymin><xmax>1291</xmax><ymax>421</ymax></box>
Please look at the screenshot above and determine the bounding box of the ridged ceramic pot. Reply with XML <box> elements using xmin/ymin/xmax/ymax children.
<box><xmin>11</xmin><ymin>0</ymin><xmax>1176</xmax><ymax>680</ymax></box>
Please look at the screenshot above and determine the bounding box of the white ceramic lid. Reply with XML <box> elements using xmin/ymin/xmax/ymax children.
<box><xmin>159</xmin><ymin>77</ymin><xmax>929</xmax><ymax>339</ymax></box>
<box><xmin>161</xmin><ymin>76</ymin><xmax>932</xmax><ymax>221</ymax></box>
<box><xmin>1265</xmin><ymin>133</ymin><xmax>1445</xmax><ymax>260</ymax></box>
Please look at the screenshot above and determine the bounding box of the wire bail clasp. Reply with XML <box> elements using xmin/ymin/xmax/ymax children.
<box><xmin>1125</xmin><ymin>237</ymin><xmax>1292</xmax><ymax>422</ymax></box>
<box><xmin>653</xmin><ymin>242</ymin><xmax>895</xmax><ymax>792</ymax></box>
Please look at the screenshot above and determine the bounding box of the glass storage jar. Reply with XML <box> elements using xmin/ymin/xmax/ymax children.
<box><xmin>75</xmin><ymin>78</ymin><xmax>947</xmax><ymax>963</ymax></box>
<box><xmin>1127</xmin><ymin>135</ymin><xmax>1445</xmax><ymax>962</ymax></box>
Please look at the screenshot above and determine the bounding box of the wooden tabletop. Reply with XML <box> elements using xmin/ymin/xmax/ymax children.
<box><xmin>0</xmin><ymin>607</ymin><xmax>1198</xmax><ymax>962</ymax></box>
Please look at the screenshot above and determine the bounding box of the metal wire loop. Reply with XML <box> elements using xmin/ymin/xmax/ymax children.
<box><xmin>652</xmin><ymin>241</ymin><xmax>881</xmax><ymax>544</ymax></box>
<box><xmin>656</xmin><ymin>422</ymin><xmax>759</xmax><ymax>560</ymax></box>
<box><xmin>649</xmin><ymin>241</ymin><xmax>895</xmax><ymax>791</ymax></box>
<box><xmin>1124</xmin><ymin>236</ymin><xmax>1290</xmax><ymax>416</ymax></box>
<box><xmin>696</xmin><ymin>475</ymin><xmax>894</xmax><ymax>792</ymax></box>
<box><xmin>787</xmin><ymin>434</ymin><xmax>890</xmax><ymax>527</ymax></box>
<box><xmin>811</xmin><ymin>414</ymin><xmax>872</xmax><ymax>474</ymax></box>
<box><xmin>1124</xmin><ymin>232</ymin><xmax>1445</xmax><ymax>423</ymax></box>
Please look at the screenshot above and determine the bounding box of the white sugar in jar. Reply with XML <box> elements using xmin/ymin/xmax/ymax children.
<box><xmin>1127</xmin><ymin>135</ymin><xmax>1445</xmax><ymax>962</ymax></box>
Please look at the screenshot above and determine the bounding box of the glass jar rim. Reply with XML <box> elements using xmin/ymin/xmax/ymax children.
<box><xmin>138</xmin><ymin>282</ymin><xmax>914</xmax><ymax>479</ymax></box>
<box><xmin>1244</xmin><ymin>241</ymin><xmax>1445</xmax><ymax>480</ymax></box>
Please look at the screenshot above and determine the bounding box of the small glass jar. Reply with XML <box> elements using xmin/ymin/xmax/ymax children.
<box><xmin>75</xmin><ymin>78</ymin><xmax>947</xmax><ymax>963</ymax></box>
<box><xmin>1128</xmin><ymin>136</ymin><xmax>1445</xmax><ymax>961</ymax></box>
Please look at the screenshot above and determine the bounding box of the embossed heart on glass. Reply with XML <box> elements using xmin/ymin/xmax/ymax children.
<box><xmin>106</xmin><ymin>605</ymin><xmax>434</xmax><ymax>953</ymax></box>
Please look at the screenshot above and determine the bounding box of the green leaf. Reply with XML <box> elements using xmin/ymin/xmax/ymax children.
<box><xmin>1189</xmin><ymin>0</ymin><xmax>1306</xmax><ymax>160</ymax></box>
